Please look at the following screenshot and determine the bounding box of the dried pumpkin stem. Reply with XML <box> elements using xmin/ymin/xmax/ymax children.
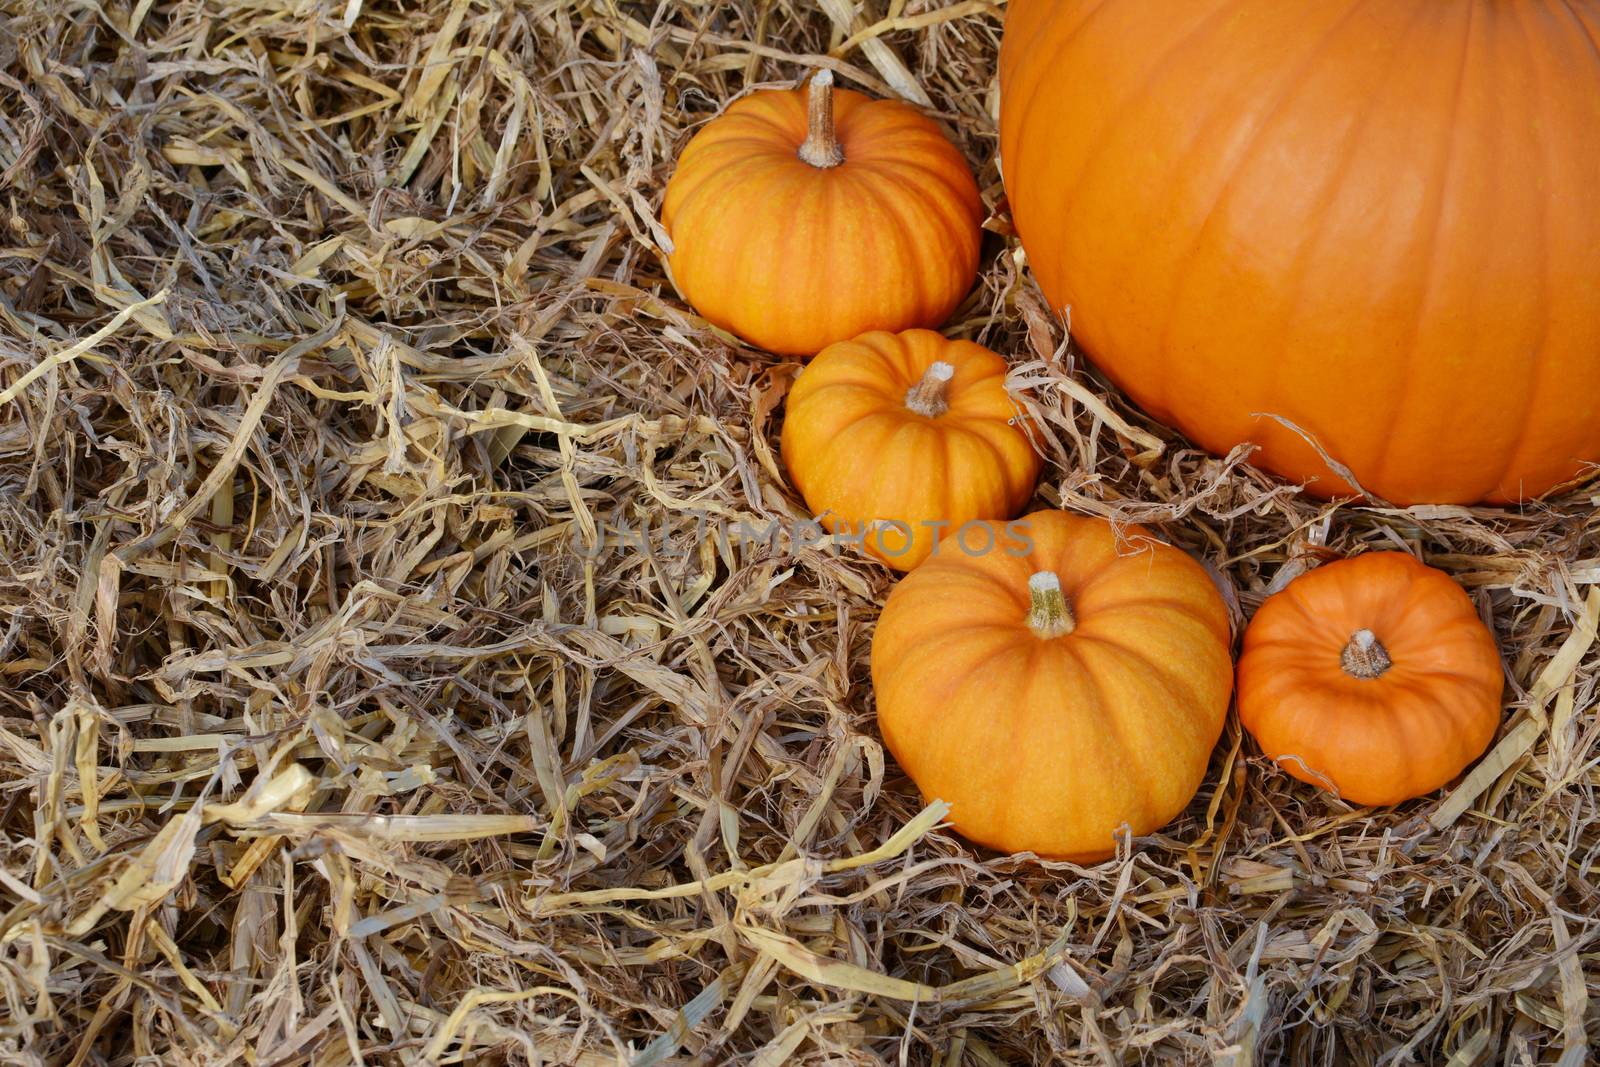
<box><xmin>1341</xmin><ymin>628</ymin><xmax>1393</xmax><ymax>679</ymax></box>
<box><xmin>798</xmin><ymin>69</ymin><xmax>845</xmax><ymax>169</ymax></box>
<box><xmin>904</xmin><ymin>361</ymin><xmax>955</xmax><ymax>418</ymax></box>
<box><xmin>1027</xmin><ymin>571</ymin><xmax>1076</xmax><ymax>638</ymax></box>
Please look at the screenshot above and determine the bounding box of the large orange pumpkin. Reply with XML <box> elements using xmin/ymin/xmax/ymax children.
<box><xmin>780</xmin><ymin>330</ymin><xmax>1041</xmax><ymax>571</ymax></box>
<box><xmin>999</xmin><ymin>0</ymin><xmax>1600</xmax><ymax>504</ymax></box>
<box><xmin>871</xmin><ymin>511</ymin><xmax>1233</xmax><ymax>860</ymax></box>
<box><xmin>1236</xmin><ymin>552</ymin><xmax>1502</xmax><ymax>806</ymax></box>
<box><xmin>662</xmin><ymin>71</ymin><xmax>984</xmax><ymax>357</ymax></box>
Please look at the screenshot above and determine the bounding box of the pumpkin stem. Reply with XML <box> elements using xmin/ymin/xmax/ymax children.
<box><xmin>1341</xmin><ymin>628</ymin><xmax>1393</xmax><ymax>679</ymax></box>
<box><xmin>1027</xmin><ymin>571</ymin><xmax>1076</xmax><ymax>639</ymax></box>
<box><xmin>798</xmin><ymin>69</ymin><xmax>845</xmax><ymax>169</ymax></box>
<box><xmin>904</xmin><ymin>361</ymin><xmax>955</xmax><ymax>418</ymax></box>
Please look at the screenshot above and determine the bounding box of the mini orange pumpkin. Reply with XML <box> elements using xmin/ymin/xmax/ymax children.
<box><xmin>871</xmin><ymin>511</ymin><xmax>1234</xmax><ymax>859</ymax></box>
<box><xmin>662</xmin><ymin>71</ymin><xmax>984</xmax><ymax>357</ymax></box>
<box><xmin>1237</xmin><ymin>552</ymin><xmax>1503</xmax><ymax>806</ymax></box>
<box><xmin>781</xmin><ymin>330</ymin><xmax>1040</xmax><ymax>571</ymax></box>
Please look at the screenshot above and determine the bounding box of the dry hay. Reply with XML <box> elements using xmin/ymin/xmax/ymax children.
<box><xmin>0</xmin><ymin>1</ymin><xmax>1596</xmax><ymax>1064</ymax></box>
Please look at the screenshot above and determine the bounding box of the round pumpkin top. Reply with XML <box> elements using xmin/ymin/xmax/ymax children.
<box><xmin>662</xmin><ymin>73</ymin><xmax>984</xmax><ymax>357</ymax></box>
<box><xmin>1237</xmin><ymin>552</ymin><xmax>1503</xmax><ymax>806</ymax></box>
<box><xmin>780</xmin><ymin>329</ymin><xmax>1040</xmax><ymax>571</ymax></box>
<box><xmin>871</xmin><ymin>510</ymin><xmax>1233</xmax><ymax>860</ymax></box>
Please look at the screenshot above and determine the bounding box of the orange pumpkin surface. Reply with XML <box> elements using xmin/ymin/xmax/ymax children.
<box><xmin>871</xmin><ymin>511</ymin><xmax>1233</xmax><ymax>860</ymax></box>
<box><xmin>780</xmin><ymin>330</ymin><xmax>1040</xmax><ymax>571</ymax></box>
<box><xmin>999</xmin><ymin>0</ymin><xmax>1600</xmax><ymax>504</ymax></box>
<box><xmin>1237</xmin><ymin>552</ymin><xmax>1503</xmax><ymax>806</ymax></box>
<box><xmin>662</xmin><ymin>72</ymin><xmax>984</xmax><ymax>357</ymax></box>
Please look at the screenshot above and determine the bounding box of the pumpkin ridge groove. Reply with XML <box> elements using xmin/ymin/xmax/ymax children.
<box><xmin>714</xmin><ymin>103</ymin><xmax>800</xmax><ymax>142</ymax></box>
<box><xmin>876</xmin><ymin>641</ymin><xmax>1018</xmax><ymax>774</ymax></box>
<box><xmin>812</xmin><ymin>408</ymin><xmax>906</xmax><ymax>470</ymax></box>
<box><xmin>1369</xmin><ymin>1</ymin><xmax>1479</xmax><ymax>494</ymax></box>
<box><xmin>1001</xmin><ymin>0</ymin><xmax>1119</xmax><ymax>212</ymax></box>
<box><xmin>847</xmin><ymin>175</ymin><xmax>926</xmax><ymax>326</ymax></box>
<box><xmin>789</xmin><ymin>378</ymin><xmax>898</xmax><ymax>407</ymax></box>
<box><xmin>901</xmin><ymin>174</ymin><xmax>985</xmax><ymax>272</ymax></box>
<box><xmin>893</xmin><ymin>183</ymin><xmax>977</xmax><ymax>305</ymax></box>
<box><xmin>859</xmin><ymin>174</ymin><xmax>948</xmax><ymax>320</ymax></box>
<box><xmin>1488</xmin><ymin>1</ymin><xmax>1561</xmax><ymax>495</ymax></box>
<box><xmin>1279</xmin><ymin>582</ymin><xmax>1356</xmax><ymax>645</ymax></box>
<box><xmin>663</xmin><ymin>153</ymin><xmax>771</xmax><ymax>235</ymax></box>
<box><xmin>933</xmin><ymin>411</ymin><xmax>956</xmax><ymax>526</ymax></box>
<box><xmin>943</xmin><ymin>423</ymin><xmax>1013</xmax><ymax>501</ymax></box>
<box><xmin>890</xmin><ymin>619</ymin><xmax>1024</xmax><ymax>645</ymax></box>
<box><xmin>943</xmin><ymin>394</ymin><xmax>1016</xmax><ymax>428</ymax></box>
<box><xmin>765</xmin><ymin>169</ymin><xmax>828</xmax><ymax>346</ymax></box>
<box><xmin>1411</xmin><ymin>667</ymin><xmax>1508</xmax><ymax>689</ymax></box>
<box><xmin>1058</xmin><ymin>640</ymin><xmax>1161</xmax><ymax>834</ymax></box>
<box><xmin>857</xmin><ymin>155</ymin><xmax>982</xmax><ymax>226</ymax></box>
<box><xmin>862</xmin><ymin>419</ymin><xmax>931</xmax><ymax>537</ymax></box>
<box><xmin>685</xmin><ymin>133</ymin><xmax>800</xmax><ymax>158</ymax></box>
<box><xmin>1080</xmin><ymin>596</ymin><xmax>1229</xmax><ymax>638</ymax></box>
<box><xmin>797</xmin><ymin>414</ymin><xmax>886</xmax><ymax>503</ymax></box>
<box><xmin>913</xmin><ymin>639</ymin><xmax>1033</xmax><ymax>717</ymax></box>
<box><xmin>1146</xmin><ymin>0</ymin><xmax>1384</xmax><ymax>422</ymax></box>
<box><xmin>1073</xmin><ymin>633</ymin><xmax>1218</xmax><ymax>755</ymax></box>
<box><xmin>1024</xmin><ymin>0</ymin><xmax>1257</xmax><ymax>235</ymax></box>
<box><xmin>1559</xmin><ymin>0</ymin><xmax>1600</xmax><ymax>66</ymax></box>
<box><xmin>716</xmin><ymin>160</ymin><xmax>796</xmax><ymax>329</ymax></box>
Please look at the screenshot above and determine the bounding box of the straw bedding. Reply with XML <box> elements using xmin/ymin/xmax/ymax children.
<box><xmin>0</xmin><ymin>2</ymin><xmax>1596</xmax><ymax>1064</ymax></box>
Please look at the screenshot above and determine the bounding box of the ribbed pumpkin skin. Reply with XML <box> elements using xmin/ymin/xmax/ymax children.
<box><xmin>999</xmin><ymin>0</ymin><xmax>1600</xmax><ymax>504</ymax></box>
<box><xmin>1237</xmin><ymin>553</ymin><xmax>1502</xmax><ymax>806</ymax></box>
<box><xmin>781</xmin><ymin>330</ymin><xmax>1040</xmax><ymax>571</ymax></box>
<box><xmin>871</xmin><ymin>511</ymin><xmax>1233</xmax><ymax>860</ymax></box>
<box><xmin>663</xmin><ymin>85</ymin><xmax>983</xmax><ymax>357</ymax></box>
